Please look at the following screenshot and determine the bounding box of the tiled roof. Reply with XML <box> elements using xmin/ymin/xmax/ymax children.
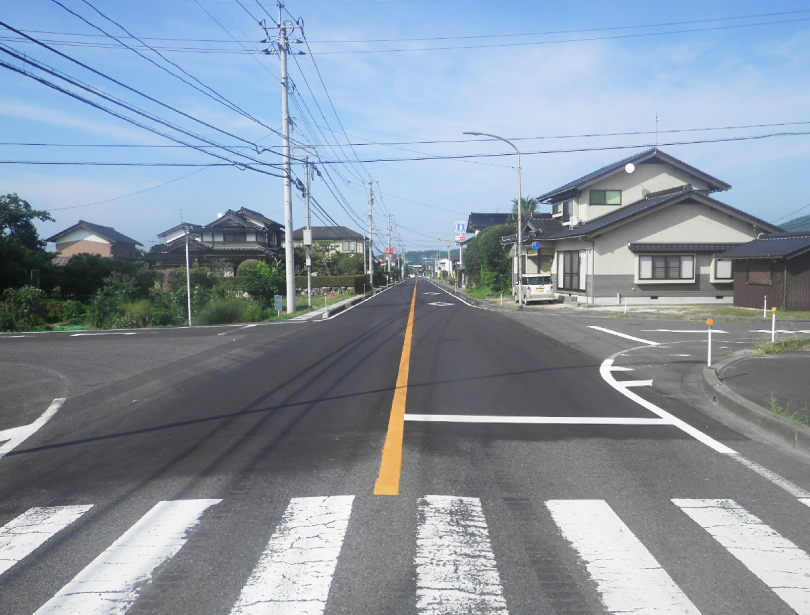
<box><xmin>467</xmin><ymin>212</ymin><xmax>512</xmax><ymax>232</ymax></box>
<box><xmin>721</xmin><ymin>233</ymin><xmax>810</xmax><ymax>260</ymax></box>
<box><xmin>292</xmin><ymin>226</ymin><xmax>363</xmax><ymax>240</ymax></box>
<box><xmin>46</xmin><ymin>220</ymin><xmax>142</xmax><ymax>245</ymax></box>
<box><xmin>545</xmin><ymin>186</ymin><xmax>780</xmax><ymax>240</ymax></box>
<box><xmin>629</xmin><ymin>242</ymin><xmax>743</xmax><ymax>253</ymax></box>
<box><xmin>536</xmin><ymin>148</ymin><xmax>731</xmax><ymax>203</ymax></box>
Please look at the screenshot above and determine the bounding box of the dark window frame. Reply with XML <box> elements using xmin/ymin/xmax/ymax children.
<box><xmin>590</xmin><ymin>189</ymin><xmax>622</xmax><ymax>205</ymax></box>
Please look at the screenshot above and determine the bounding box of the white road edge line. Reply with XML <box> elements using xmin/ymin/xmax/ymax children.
<box><xmin>600</xmin><ymin>352</ymin><xmax>810</xmax><ymax>499</ymax></box>
<box><xmin>416</xmin><ymin>495</ymin><xmax>508</xmax><ymax>615</ymax></box>
<box><xmin>0</xmin><ymin>398</ymin><xmax>65</xmax><ymax>461</ymax></box>
<box><xmin>431</xmin><ymin>281</ymin><xmax>493</xmax><ymax>311</ymax></box>
<box><xmin>230</xmin><ymin>495</ymin><xmax>354</xmax><ymax>615</ymax></box>
<box><xmin>34</xmin><ymin>499</ymin><xmax>221</xmax><ymax>615</ymax></box>
<box><xmin>588</xmin><ymin>326</ymin><xmax>659</xmax><ymax>346</ymax></box>
<box><xmin>674</xmin><ymin>498</ymin><xmax>810</xmax><ymax>614</ymax></box>
<box><xmin>405</xmin><ymin>414</ymin><xmax>670</xmax><ymax>425</ymax></box>
<box><xmin>547</xmin><ymin>499</ymin><xmax>701</xmax><ymax>615</ymax></box>
<box><xmin>0</xmin><ymin>505</ymin><xmax>94</xmax><ymax>577</ymax></box>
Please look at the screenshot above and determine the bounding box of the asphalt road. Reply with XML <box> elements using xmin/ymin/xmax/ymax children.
<box><xmin>2</xmin><ymin>278</ymin><xmax>810</xmax><ymax>615</ymax></box>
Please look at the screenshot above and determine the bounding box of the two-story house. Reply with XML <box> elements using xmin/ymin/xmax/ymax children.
<box><xmin>292</xmin><ymin>226</ymin><xmax>366</xmax><ymax>257</ymax></box>
<box><xmin>518</xmin><ymin>148</ymin><xmax>782</xmax><ymax>305</ymax></box>
<box><xmin>146</xmin><ymin>207</ymin><xmax>283</xmax><ymax>276</ymax></box>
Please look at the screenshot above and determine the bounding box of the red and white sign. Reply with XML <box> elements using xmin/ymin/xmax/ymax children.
<box><xmin>385</xmin><ymin>247</ymin><xmax>395</xmax><ymax>256</ymax></box>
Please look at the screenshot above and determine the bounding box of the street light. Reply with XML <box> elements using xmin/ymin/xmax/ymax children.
<box><xmin>463</xmin><ymin>132</ymin><xmax>523</xmax><ymax>310</ymax></box>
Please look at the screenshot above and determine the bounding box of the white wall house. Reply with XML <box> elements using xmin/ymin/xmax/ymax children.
<box><xmin>521</xmin><ymin>148</ymin><xmax>782</xmax><ymax>305</ymax></box>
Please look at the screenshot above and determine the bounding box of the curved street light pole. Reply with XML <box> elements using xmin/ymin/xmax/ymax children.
<box><xmin>464</xmin><ymin>132</ymin><xmax>523</xmax><ymax>310</ymax></box>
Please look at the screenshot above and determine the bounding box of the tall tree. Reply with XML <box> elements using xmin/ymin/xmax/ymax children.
<box><xmin>0</xmin><ymin>194</ymin><xmax>54</xmax><ymax>250</ymax></box>
<box><xmin>0</xmin><ymin>194</ymin><xmax>56</xmax><ymax>292</ymax></box>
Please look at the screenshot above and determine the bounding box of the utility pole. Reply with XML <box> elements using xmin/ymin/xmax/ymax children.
<box><xmin>263</xmin><ymin>4</ymin><xmax>302</xmax><ymax>314</ymax></box>
<box><xmin>180</xmin><ymin>209</ymin><xmax>192</xmax><ymax>327</ymax></box>
<box><xmin>387</xmin><ymin>214</ymin><xmax>392</xmax><ymax>274</ymax></box>
<box><xmin>368</xmin><ymin>178</ymin><xmax>374</xmax><ymax>288</ymax></box>
<box><xmin>304</xmin><ymin>155</ymin><xmax>313</xmax><ymax>308</ymax></box>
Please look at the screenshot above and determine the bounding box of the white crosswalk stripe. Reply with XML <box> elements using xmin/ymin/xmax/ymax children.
<box><xmin>229</xmin><ymin>495</ymin><xmax>354</xmax><ymax>615</ymax></box>
<box><xmin>0</xmin><ymin>505</ymin><xmax>93</xmax><ymax>577</ymax></box>
<box><xmin>546</xmin><ymin>499</ymin><xmax>701</xmax><ymax>614</ymax></box>
<box><xmin>33</xmin><ymin>499</ymin><xmax>221</xmax><ymax>615</ymax></box>
<box><xmin>415</xmin><ymin>495</ymin><xmax>508</xmax><ymax>615</ymax></box>
<box><xmin>6</xmin><ymin>495</ymin><xmax>810</xmax><ymax>615</ymax></box>
<box><xmin>674</xmin><ymin>498</ymin><xmax>810</xmax><ymax>615</ymax></box>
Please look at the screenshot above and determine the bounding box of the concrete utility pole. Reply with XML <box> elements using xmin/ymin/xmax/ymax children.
<box><xmin>263</xmin><ymin>4</ymin><xmax>302</xmax><ymax>314</ymax></box>
<box><xmin>180</xmin><ymin>209</ymin><xmax>192</xmax><ymax>327</ymax></box>
<box><xmin>387</xmin><ymin>214</ymin><xmax>392</xmax><ymax>274</ymax></box>
<box><xmin>368</xmin><ymin>179</ymin><xmax>374</xmax><ymax>288</ymax></box>
<box><xmin>304</xmin><ymin>156</ymin><xmax>313</xmax><ymax>308</ymax></box>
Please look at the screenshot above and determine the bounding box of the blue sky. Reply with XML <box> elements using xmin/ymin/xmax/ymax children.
<box><xmin>1</xmin><ymin>0</ymin><xmax>809</xmax><ymax>253</ymax></box>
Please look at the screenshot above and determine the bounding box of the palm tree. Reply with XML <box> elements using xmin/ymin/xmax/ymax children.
<box><xmin>510</xmin><ymin>196</ymin><xmax>539</xmax><ymax>220</ymax></box>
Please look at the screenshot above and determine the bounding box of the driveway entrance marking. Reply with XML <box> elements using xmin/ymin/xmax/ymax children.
<box><xmin>375</xmin><ymin>280</ymin><xmax>418</xmax><ymax>496</ymax></box>
<box><xmin>34</xmin><ymin>499</ymin><xmax>220</xmax><ymax>615</ymax></box>
<box><xmin>0</xmin><ymin>506</ymin><xmax>93</xmax><ymax>577</ymax></box>
<box><xmin>405</xmin><ymin>415</ymin><xmax>670</xmax><ymax>425</ymax></box>
<box><xmin>588</xmin><ymin>326</ymin><xmax>659</xmax><ymax>346</ymax></box>
<box><xmin>230</xmin><ymin>496</ymin><xmax>354</xmax><ymax>615</ymax></box>
<box><xmin>0</xmin><ymin>398</ymin><xmax>65</xmax><ymax>461</ymax></box>
<box><xmin>547</xmin><ymin>499</ymin><xmax>701</xmax><ymax>615</ymax></box>
<box><xmin>675</xmin><ymin>499</ymin><xmax>810</xmax><ymax>614</ymax></box>
<box><xmin>416</xmin><ymin>496</ymin><xmax>508</xmax><ymax>615</ymax></box>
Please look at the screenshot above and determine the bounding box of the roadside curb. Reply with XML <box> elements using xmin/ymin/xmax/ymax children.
<box><xmin>701</xmin><ymin>351</ymin><xmax>810</xmax><ymax>456</ymax></box>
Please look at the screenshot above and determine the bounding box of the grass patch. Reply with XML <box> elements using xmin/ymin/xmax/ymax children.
<box><xmin>768</xmin><ymin>394</ymin><xmax>810</xmax><ymax>426</ymax></box>
<box><xmin>752</xmin><ymin>336</ymin><xmax>810</xmax><ymax>356</ymax></box>
<box><xmin>685</xmin><ymin>306</ymin><xmax>810</xmax><ymax>320</ymax></box>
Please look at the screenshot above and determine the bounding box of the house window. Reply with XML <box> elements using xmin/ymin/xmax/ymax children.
<box><xmin>590</xmin><ymin>189</ymin><xmax>622</xmax><ymax>205</ymax></box>
<box><xmin>223</xmin><ymin>232</ymin><xmax>246</xmax><ymax>242</ymax></box>
<box><xmin>558</xmin><ymin>250</ymin><xmax>584</xmax><ymax>290</ymax></box>
<box><xmin>639</xmin><ymin>255</ymin><xmax>694</xmax><ymax>280</ymax></box>
<box><xmin>747</xmin><ymin>263</ymin><xmax>772</xmax><ymax>285</ymax></box>
<box><xmin>714</xmin><ymin>257</ymin><xmax>733</xmax><ymax>280</ymax></box>
<box><xmin>553</xmin><ymin>199</ymin><xmax>574</xmax><ymax>222</ymax></box>
<box><xmin>342</xmin><ymin>241</ymin><xmax>357</xmax><ymax>252</ymax></box>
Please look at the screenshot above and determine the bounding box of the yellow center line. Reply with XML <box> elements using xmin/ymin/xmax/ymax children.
<box><xmin>374</xmin><ymin>280</ymin><xmax>418</xmax><ymax>496</ymax></box>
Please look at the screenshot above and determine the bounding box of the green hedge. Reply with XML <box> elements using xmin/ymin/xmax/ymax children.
<box><xmin>295</xmin><ymin>275</ymin><xmax>367</xmax><ymax>293</ymax></box>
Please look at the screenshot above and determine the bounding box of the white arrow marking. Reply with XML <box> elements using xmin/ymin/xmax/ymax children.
<box><xmin>0</xmin><ymin>398</ymin><xmax>65</xmax><ymax>461</ymax></box>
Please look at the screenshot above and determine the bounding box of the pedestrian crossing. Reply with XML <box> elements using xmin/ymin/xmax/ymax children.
<box><xmin>2</xmin><ymin>495</ymin><xmax>810</xmax><ymax>614</ymax></box>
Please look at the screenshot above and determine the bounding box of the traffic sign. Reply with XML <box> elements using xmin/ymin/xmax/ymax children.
<box><xmin>455</xmin><ymin>235</ymin><xmax>467</xmax><ymax>242</ymax></box>
<box><xmin>455</xmin><ymin>221</ymin><xmax>467</xmax><ymax>234</ymax></box>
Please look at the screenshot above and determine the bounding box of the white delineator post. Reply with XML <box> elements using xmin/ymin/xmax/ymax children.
<box><xmin>763</xmin><ymin>295</ymin><xmax>767</xmax><ymax>318</ymax></box>
<box><xmin>707</xmin><ymin>318</ymin><xmax>714</xmax><ymax>368</ymax></box>
<box><xmin>771</xmin><ymin>307</ymin><xmax>777</xmax><ymax>343</ymax></box>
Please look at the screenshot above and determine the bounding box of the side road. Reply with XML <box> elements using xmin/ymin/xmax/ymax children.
<box><xmin>435</xmin><ymin>279</ymin><xmax>810</xmax><ymax>457</ymax></box>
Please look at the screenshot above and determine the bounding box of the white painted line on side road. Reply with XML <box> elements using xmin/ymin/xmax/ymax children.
<box><xmin>588</xmin><ymin>326</ymin><xmax>659</xmax><ymax>346</ymax></box>
<box><xmin>547</xmin><ymin>500</ymin><xmax>700</xmax><ymax>615</ymax></box>
<box><xmin>34</xmin><ymin>499</ymin><xmax>220</xmax><ymax>615</ymax></box>
<box><xmin>405</xmin><ymin>414</ymin><xmax>670</xmax><ymax>425</ymax></box>
<box><xmin>801</xmin><ymin>499</ymin><xmax>810</xmax><ymax>509</ymax></box>
<box><xmin>601</xmin><ymin>353</ymin><xmax>810</xmax><ymax>498</ymax></box>
<box><xmin>0</xmin><ymin>398</ymin><xmax>65</xmax><ymax>461</ymax></box>
<box><xmin>642</xmin><ymin>329</ymin><xmax>728</xmax><ymax>333</ymax></box>
<box><xmin>616</xmin><ymin>379</ymin><xmax>654</xmax><ymax>388</ymax></box>
<box><xmin>230</xmin><ymin>495</ymin><xmax>354</xmax><ymax>615</ymax></box>
<box><xmin>674</xmin><ymin>499</ymin><xmax>810</xmax><ymax>613</ymax></box>
<box><xmin>609</xmin><ymin>366</ymin><xmax>634</xmax><ymax>371</ymax></box>
<box><xmin>70</xmin><ymin>332</ymin><xmax>137</xmax><ymax>336</ymax></box>
<box><xmin>752</xmin><ymin>329</ymin><xmax>810</xmax><ymax>334</ymax></box>
<box><xmin>0</xmin><ymin>506</ymin><xmax>93</xmax><ymax>577</ymax></box>
<box><xmin>416</xmin><ymin>495</ymin><xmax>508</xmax><ymax>615</ymax></box>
